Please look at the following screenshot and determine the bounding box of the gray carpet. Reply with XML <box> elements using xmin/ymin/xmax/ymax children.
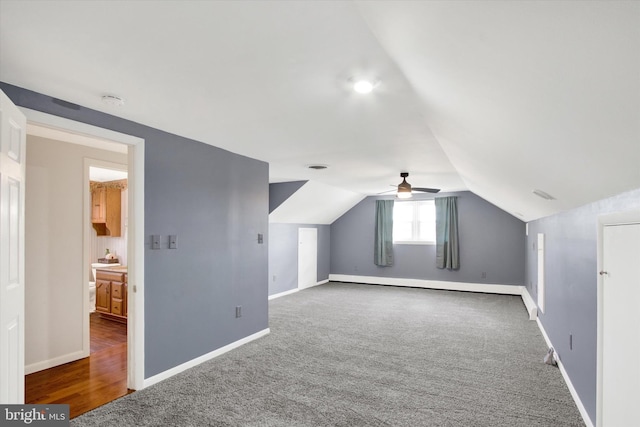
<box><xmin>72</xmin><ymin>282</ymin><xmax>585</xmax><ymax>426</ymax></box>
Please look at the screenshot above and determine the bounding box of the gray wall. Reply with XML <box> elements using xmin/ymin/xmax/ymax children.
<box><xmin>2</xmin><ymin>82</ymin><xmax>269</xmax><ymax>378</ymax></box>
<box><xmin>525</xmin><ymin>187</ymin><xmax>640</xmax><ymax>424</ymax></box>
<box><xmin>331</xmin><ymin>191</ymin><xmax>525</xmax><ymax>285</ymax></box>
<box><xmin>269</xmin><ymin>181</ymin><xmax>306</xmax><ymax>213</ymax></box>
<box><xmin>268</xmin><ymin>223</ymin><xmax>330</xmax><ymax>295</ymax></box>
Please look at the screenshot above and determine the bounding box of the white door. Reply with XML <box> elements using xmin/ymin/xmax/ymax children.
<box><xmin>601</xmin><ymin>223</ymin><xmax>640</xmax><ymax>426</ymax></box>
<box><xmin>0</xmin><ymin>90</ymin><xmax>26</xmax><ymax>403</ymax></box>
<box><xmin>298</xmin><ymin>228</ymin><xmax>317</xmax><ymax>289</ymax></box>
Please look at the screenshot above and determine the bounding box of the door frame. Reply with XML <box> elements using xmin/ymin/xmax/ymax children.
<box><xmin>596</xmin><ymin>209</ymin><xmax>640</xmax><ymax>427</ymax></box>
<box><xmin>83</xmin><ymin>158</ymin><xmax>128</xmax><ymax>359</ymax></box>
<box><xmin>20</xmin><ymin>107</ymin><xmax>145</xmax><ymax>391</ymax></box>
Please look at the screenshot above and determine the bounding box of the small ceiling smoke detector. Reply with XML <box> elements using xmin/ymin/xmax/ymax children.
<box><xmin>352</xmin><ymin>79</ymin><xmax>379</xmax><ymax>94</ymax></box>
<box><xmin>533</xmin><ymin>189</ymin><xmax>556</xmax><ymax>201</ymax></box>
<box><xmin>307</xmin><ymin>164</ymin><xmax>328</xmax><ymax>170</ymax></box>
<box><xmin>101</xmin><ymin>95</ymin><xmax>125</xmax><ymax>107</ymax></box>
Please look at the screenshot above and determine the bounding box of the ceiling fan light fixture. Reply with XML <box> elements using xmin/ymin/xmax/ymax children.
<box><xmin>397</xmin><ymin>174</ymin><xmax>413</xmax><ymax>198</ymax></box>
<box><xmin>397</xmin><ymin>187</ymin><xmax>413</xmax><ymax>199</ymax></box>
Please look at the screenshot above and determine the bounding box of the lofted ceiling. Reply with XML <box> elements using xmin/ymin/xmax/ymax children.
<box><xmin>1</xmin><ymin>1</ymin><xmax>638</xmax><ymax>222</ymax></box>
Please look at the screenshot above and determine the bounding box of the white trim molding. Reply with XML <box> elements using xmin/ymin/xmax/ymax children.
<box><xmin>269</xmin><ymin>279</ymin><xmax>329</xmax><ymax>300</ymax></box>
<box><xmin>329</xmin><ymin>275</ymin><xmax>539</xmax><ymax>320</ymax></box>
<box><xmin>536</xmin><ymin>318</ymin><xmax>594</xmax><ymax>427</ymax></box>
<box><xmin>269</xmin><ymin>288</ymin><xmax>299</xmax><ymax>300</ymax></box>
<box><xmin>25</xmin><ymin>350</ymin><xmax>86</xmax><ymax>375</ymax></box>
<box><xmin>143</xmin><ymin>328</ymin><xmax>270</xmax><ymax>388</ymax></box>
<box><xmin>298</xmin><ymin>278</ymin><xmax>329</xmax><ymax>291</ymax></box>
<box><xmin>329</xmin><ymin>274</ymin><xmax>523</xmax><ymax>295</ymax></box>
<box><xmin>520</xmin><ymin>287</ymin><xmax>538</xmax><ymax>320</ymax></box>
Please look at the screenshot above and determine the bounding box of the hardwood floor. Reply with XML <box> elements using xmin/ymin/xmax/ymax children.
<box><xmin>25</xmin><ymin>313</ymin><xmax>130</xmax><ymax>419</ymax></box>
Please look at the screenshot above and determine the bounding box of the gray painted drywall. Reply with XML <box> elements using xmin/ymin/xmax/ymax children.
<box><xmin>331</xmin><ymin>191</ymin><xmax>525</xmax><ymax>285</ymax></box>
<box><xmin>268</xmin><ymin>223</ymin><xmax>330</xmax><ymax>295</ymax></box>
<box><xmin>2</xmin><ymin>82</ymin><xmax>269</xmax><ymax>378</ymax></box>
<box><xmin>525</xmin><ymin>187</ymin><xmax>640</xmax><ymax>425</ymax></box>
<box><xmin>269</xmin><ymin>181</ymin><xmax>306</xmax><ymax>213</ymax></box>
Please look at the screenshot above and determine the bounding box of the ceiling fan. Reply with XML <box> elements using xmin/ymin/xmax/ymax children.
<box><xmin>395</xmin><ymin>172</ymin><xmax>440</xmax><ymax>199</ymax></box>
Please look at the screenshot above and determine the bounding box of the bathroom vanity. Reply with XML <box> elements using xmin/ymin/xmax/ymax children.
<box><xmin>95</xmin><ymin>266</ymin><xmax>128</xmax><ymax>323</ymax></box>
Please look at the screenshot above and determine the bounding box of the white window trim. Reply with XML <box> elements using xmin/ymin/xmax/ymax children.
<box><xmin>393</xmin><ymin>200</ymin><xmax>436</xmax><ymax>245</ymax></box>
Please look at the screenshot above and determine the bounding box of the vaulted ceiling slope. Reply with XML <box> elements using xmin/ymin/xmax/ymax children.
<box><xmin>1</xmin><ymin>1</ymin><xmax>638</xmax><ymax>222</ymax></box>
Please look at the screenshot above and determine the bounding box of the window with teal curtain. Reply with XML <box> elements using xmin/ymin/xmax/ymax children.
<box><xmin>435</xmin><ymin>196</ymin><xmax>459</xmax><ymax>270</ymax></box>
<box><xmin>374</xmin><ymin>200</ymin><xmax>394</xmax><ymax>266</ymax></box>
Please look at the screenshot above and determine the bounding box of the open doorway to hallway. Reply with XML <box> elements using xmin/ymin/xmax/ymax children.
<box><xmin>22</xmin><ymin>125</ymin><xmax>132</xmax><ymax>417</ymax></box>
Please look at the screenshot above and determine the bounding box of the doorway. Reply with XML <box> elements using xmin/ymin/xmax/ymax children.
<box><xmin>23</xmin><ymin>130</ymin><xmax>131</xmax><ymax>416</ymax></box>
<box><xmin>596</xmin><ymin>211</ymin><xmax>640</xmax><ymax>427</ymax></box>
<box><xmin>18</xmin><ymin>108</ymin><xmax>144</xmax><ymax>413</ymax></box>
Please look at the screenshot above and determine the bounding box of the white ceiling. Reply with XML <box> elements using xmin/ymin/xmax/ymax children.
<box><xmin>1</xmin><ymin>1</ymin><xmax>638</xmax><ymax>221</ymax></box>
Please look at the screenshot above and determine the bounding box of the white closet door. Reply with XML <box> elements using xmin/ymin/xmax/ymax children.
<box><xmin>298</xmin><ymin>228</ymin><xmax>317</xmax><ymax>289</ymax></box>
<box><xmin>0</xmin><ymin>89</ymin><xmax>26</xmax><ymax>403</ymax></box>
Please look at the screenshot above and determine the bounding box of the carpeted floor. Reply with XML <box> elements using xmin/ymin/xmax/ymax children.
<box><xmin>72</xmin><ymin>282</ymin><xmax>585</xmax><ymax>426</ymax></box>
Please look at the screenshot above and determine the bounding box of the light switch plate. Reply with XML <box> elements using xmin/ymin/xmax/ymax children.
<box><xmin>152</xmin><ymin>235</ymin><xmax>161</xmax><ymax>249</ymax></box>
<box><xmin>169</xmin><ymin>235</ymin><xmax>177</xmax><ymax>249</ymax></box>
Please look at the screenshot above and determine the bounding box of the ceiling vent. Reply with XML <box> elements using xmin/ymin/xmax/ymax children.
<box><xmin>533</xmin><ymin>189</ymin><xmax>556</xmax><ymax>201</ymax></box>
<box><xmin>101</xmin><ymin>95</ymin><xmax>125</xmax><ymax>107</ymax></box>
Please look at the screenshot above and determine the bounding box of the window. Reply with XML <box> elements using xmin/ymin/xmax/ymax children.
<box><xmin>393</xmin><ymin>200</ymin><xmax>436</xmax><ymax>244</ymax></box>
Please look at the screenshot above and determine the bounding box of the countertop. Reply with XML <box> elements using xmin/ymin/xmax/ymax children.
<box><xmin>95</xmin><ymin>265</ymin><xmax>128</xmax><ymax>273</ymax></box>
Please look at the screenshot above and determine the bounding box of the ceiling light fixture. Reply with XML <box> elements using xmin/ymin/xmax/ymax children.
<box><xmin>101</xmin><ymin>94</ymin><xmax>125</xmax><ymax>107</ymax></box>
<box><xmin>352</xmin><ymin>79</ymin><xmax>379</xmax><ymax>94</ymax></box>
<box><xmin>533</xmin><ymin>189</ymin><xmax>556</xmax><ymax>201</ymax></box>
<box><xmin>397</xmin><ymin>172</ymin><xmax>413</xmax><ymax>199</ymax></box>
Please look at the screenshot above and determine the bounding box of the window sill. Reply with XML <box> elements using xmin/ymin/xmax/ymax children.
<box><xmin>393</xmin><ymin>241</ymin><xmax>435</xmax><ymax>246</ymax></box>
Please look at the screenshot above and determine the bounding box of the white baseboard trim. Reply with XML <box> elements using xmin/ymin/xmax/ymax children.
<box><xmin>520</xmin><ymin>287</ymin><xmax>538</xmax><ymax>320</ymax></box>
<box><xmin>270</xmin><ymin>279</ymin><xmax>330</xmax><ymax>300</ymax></box>
<box><xmin>269</xmin><ymin>288</ymin><xmax>299</xmax><ymax>300</ymax></box>
<box><xmin>298</xmin><ymin>278</ymin><xmax>329</xmax><ymax>291</ymax></box>
<box><xmin>329</xmin><ymin>275</ymin><xmax>542</xmax><ymax>323</ymax></box>
<box><xmin>329</xmin><ymin>274</ymin><xmax>523</xmax><ymax>295</ymax></box>
<box><xmin>25</xmin><ymin>349</ymin><xmax>88</xmax><ymax>375</ymax></box>
<box><xmin>142</xmin><ymin>328</ymin><xmax>270</xmax><ymax>388</ymax></box>
<box><xmin>536</xmin><ymin>318</ymin><xmax>594</xmax><ymax>427</ymax></box>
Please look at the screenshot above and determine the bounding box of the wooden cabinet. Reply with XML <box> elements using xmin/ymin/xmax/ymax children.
<box><xmin>91</xmin><ymin>186</ymin><xmax>121</xmax><ymax>237</ymax></box>
<box><xmin>95</xmin><ymin>269</ymin><xmax>127</xmax><ymax>323</ymax></box>
<box><xmin>92</xmin><ymin>187</ymin><xmax>107</xmax><ymax>223</ymax></box>
<box><xmin>95</xmin><ymin>279</ymin><xmax>111</xmax><ymax>314</ymax></box>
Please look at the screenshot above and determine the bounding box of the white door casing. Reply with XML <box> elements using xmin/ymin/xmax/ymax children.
<box><xmin>0</xmin><ymin>90</ymin><xmax>26</xmax><ymax>403</ymax></box>
<box><xmin>20</xmin><ymin>107</ymin><xmax>145</xmax><ymax>391</ymax></box>
<box><xmin>537</xmin><ymin>233</ymin><xmax>545</xmax><ymax>313</ymax></box>
<box><xmin>298</xmin><ymin>228</ymin><xmax>317</xmax><ymax>289</ymax></box>
<box><xmin>597</xmin><ymin>212</ymin><xmax>640</xmax><ymax>427</ymax></box>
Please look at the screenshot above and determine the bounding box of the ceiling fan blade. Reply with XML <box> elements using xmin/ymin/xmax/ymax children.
<box><xmin>377</xmin><ymin>189</ymin><xmax>397</xmax><ymax>195</ymax></box>
<box><xmin>413</xmin><ymin>187</ymin><xmax>440</xmax><ymax>193</ymax></box>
